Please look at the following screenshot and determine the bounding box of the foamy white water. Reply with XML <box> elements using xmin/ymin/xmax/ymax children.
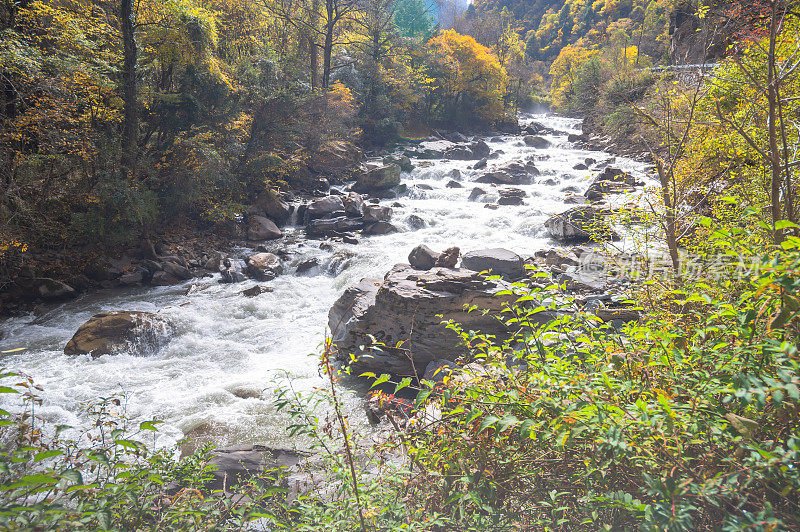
<box><xmin>0</xmin><ymin>114</ymin><xmax>651</xmax><ymax>449</ymax></box>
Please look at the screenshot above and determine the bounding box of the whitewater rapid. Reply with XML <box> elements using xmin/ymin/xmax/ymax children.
<box><xmin>0</xmin><ymin>114</ymin><xmax>651</xmax><ymax>450</ymax></box>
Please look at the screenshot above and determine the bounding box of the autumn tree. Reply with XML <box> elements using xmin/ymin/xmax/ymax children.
<box><xmin>426</xmin><ymin>29</ymin><xmax>509</xmax><ymax>126</ymax></box>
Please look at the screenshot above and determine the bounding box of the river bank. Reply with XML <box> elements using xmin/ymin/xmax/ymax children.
<box><xmin>0</xmin><ymin>113</ymin><xmax>653</xmax><ymax>452</ymax></box>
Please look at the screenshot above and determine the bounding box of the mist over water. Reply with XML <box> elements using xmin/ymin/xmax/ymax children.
<box><xmin>0</xmin><ymin>114</ymin><xmax>651</xmax><ymax>450</ymax></box>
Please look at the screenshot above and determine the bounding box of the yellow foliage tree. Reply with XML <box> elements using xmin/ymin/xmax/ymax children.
<box><xmin>426</xmin><ymin>29</ymin><xmax>509</xmax><ymax>126</ymax></box>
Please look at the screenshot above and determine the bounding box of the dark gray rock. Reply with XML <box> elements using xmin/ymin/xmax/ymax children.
<box><xmin>524</xmin><ymin>135</ymin><xmax>550</xmax><ymax>148</ymax></box>
<box><xmin>206</xmin><ymin>445</ymin><xmax>308</xmax><ymax>493</ymax></box>
<box><xmin>307</xmin><ymin>196</ymin><xmax>345</xmax><ymax>219</ymax></box>
<box><xmin>306</xmin><ymin>217</ymin><xmax>365</xmax><ymax>238</ymax></box>
<box><xmin>383</xmin><ymin>154</ymin><xmax>413</xmax><ymax>172</ymax></box>
<box><xmin>220</xmin><ymin>258</ymin><xmax>247</xmax><ymax>283</ymax></box>
<box><xmin>363</xmin><ymin>221</ymin><xmax>398</xmax><ymax>235</ymax></box>
<box><xmin>405</xmin><ymin>214</ymin><xmax>426</xmax><ymax>229</ymax></box>
<box><xmin>343</xmin><ymin>192</ymin><xmax>364</xmax><ymax>217</ymax></box>
<box><xmin>545</xmin><ymin>206</ymin><xmax>619</xmax><ymax>242</ymax></box>
<box><xmin>435</xmin><ymin>247</ymin><xmax>460</xmax><ymax>268</ymax></box>
<box><xmin>328</xmin><ymin>266</ymin><xmax>517</xmax><ymax>376</ymax></box>
<box><xmin>408</xmin><ymin>245</ymin><xmax>440</xmax><ymax>270</ymax></box>
<box><xmin>354</xmin><ymin>164</ymin><xmax>401</xmax><ymax>192</ymax></box>
<box><xmin>461</xmin><ymin>248</ymin><xmax>525</xmax><ymax>279</ymax></box>
<box><xmin>446</xmin><ymin>180</ymin><xmax>463</xmax><ymax>188</ymax></box>
<box><xmin>31</xmin><ymin>278</ymin><xmax>77</xmax><ymax>300</ymax></box>
<box><xmin>473</xmin><ymin>157</ymin><xmax>488</xmax><ymax>169</ymax></box>
<box><xmin>468</xmin><ymin>187</ymin><xmax>487</xmax><ymax>201</ymax></box>
<box><xmin>362</xmin><ymin>205</ymin><xmax>392</xmax><ymax>223</ymax></box>
<box><xmin>470</xmin><ymin>140</ymin><xmax>491</xmax><ymax>159</ymax></box>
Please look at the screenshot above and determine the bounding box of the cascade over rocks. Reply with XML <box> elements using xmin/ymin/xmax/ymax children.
<box><xmin>64</xmin><ymin>311</ymin><xmax>172</xmax><ymax>357</ymax></box>
<box><xmin>545</xmin><ymin>206</ymin><xmax>619</xmax><ymax>243</ymax></box>
<box><xmin>328</xmin><ymin>265</ymin><xmax>517</xmax><ymax>376</ymax></box>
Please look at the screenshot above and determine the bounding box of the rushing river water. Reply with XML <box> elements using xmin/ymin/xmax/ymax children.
<box><xmin>0</xmin><ymin>114</ymin><xmax>651</xmax><ymax>450</ymax></box>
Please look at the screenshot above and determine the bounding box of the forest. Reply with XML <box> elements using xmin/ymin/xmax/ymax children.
<box><xmin>1</xmin><ymin>0</ymin><xmax>800</xmax><ymax>529</ymax></box>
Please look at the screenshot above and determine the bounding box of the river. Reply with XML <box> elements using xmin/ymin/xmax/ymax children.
<box><xmin>0</xmin><ymin>114</ymin><xmax>651</xmax><ymax>450</ymax></box>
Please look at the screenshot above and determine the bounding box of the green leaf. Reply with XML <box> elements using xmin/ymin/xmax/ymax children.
<box><xmin>62</xmin><ymin>470</ymin><xmax>83</xmax><ymax>484</ymax></box>
<box><xmin>33</xmin><ymin>449</ymin><xmax>62</xmax><ymax>462</ymax></box>
<box><xmin>0</xmin><ymin>386</ymin><xmax>19</xmax><ymax>394</ymax></box>
<box><xmin>8</xmin><ymin>474</ymin><xmax>60</xmax><ymax>487</ymax></box>
<box><xmin>139</xmin><ymin>420</ymin><xmax>162</xmax><ymax>431</ymax></box>
<box><xmin>394</xmin><ymin>377</ymin><xmax>412</xmax><ymax>393</ymax></box>
<box><xmin>370</xmin><ymin>374</ymin><xmax>391</xmax><ymax>389</ymax></box>
<box><xmin>415</xmin><ymin>388</ymin><xmax>432</xmax><ymax>408</ymax></box>
<box><xmin>775</xmin><ymin>220</ymin><xmax>799</xmax><ymax>230</ymax></box>
<box><xmin>479</xmin><ymin>415</ymin><xmax>499</xmax><ymax>433</ymax></box>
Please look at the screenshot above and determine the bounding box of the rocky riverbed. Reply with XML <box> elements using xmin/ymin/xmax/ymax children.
<box><xmin>0</xmin><ymin>113</ymin><xmax>653</xmax><ymax>453</ymax></box>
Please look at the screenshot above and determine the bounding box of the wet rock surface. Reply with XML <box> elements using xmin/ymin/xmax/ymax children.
<box><xmin>64</xmin><ymin>311</ymin><xmax>172</xmax><ymax>357</ymax></box>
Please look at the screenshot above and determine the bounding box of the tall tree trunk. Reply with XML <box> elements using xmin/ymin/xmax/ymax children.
<box><xmin>309</xmin><ymin>0</ymin><xmax>320</xmax><ymax>89</ymax></box>
<box><xmin>322</xmin><ymin>22</ymin><xmax>334</xmax><ymax>88</ymax></box>
<box><xmin>766</xmin><ymin>0</ymin><xmax>783</xmax><ymax>242</ymax></box>
<box><xmin>120</xmin><ymin>0</ymin><xmax>138</xmax><ymax>179</ymax></box>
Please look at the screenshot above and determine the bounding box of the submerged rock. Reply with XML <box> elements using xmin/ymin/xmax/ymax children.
<box><xmin>328</xmin><ymin>265</ymin><xmax>517</xmax><ymax>376</ymax></box>
<box><xmin>64</xmin><ymin>311</ymin><xmax>171</xmax><ymax>357</ymax></box>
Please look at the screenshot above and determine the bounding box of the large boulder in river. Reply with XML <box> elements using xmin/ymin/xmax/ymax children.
<box><xmin>254</xmin><ymin>189</ymin><xmax>292</xmax><ymax>224</ymax></box>
<box><xmin>383</xmin><ymin>154</ymin><xmax>413</xmax><ymax>172</ymax></box>
<box><xmin>306</xmin><ymin>196</ymin><xmax>345</xmax><ymax>220</ymax></box>
<box><xmin>306</xmin><ymin>216</ymin><xmax>364</xmax><ymax>238</ymax></box>
<box><xmin>354</xmin><ymin>164</ymin><xmax>401</xmax><ymax>192</ymax></box>
<box><xmin>524</xmin><ymin>135</ymin><xmax>550</xmax><ymax>148</ymax></box>
<box><xmin>64</xmin><ymin>311</ymin><xmax>172</xmax><ymax>357</ymax></box>
<box><xmin>462</xmin><ymin>248</ymin><xmax>525</xmax><ymax>279</ymax></box>
<box><xmin>309</xmin><ymin>141</ymin><xmax>362</xmax><ymax>177</ymax></box>
<box><xmin>545</xmin><ymin>205</ymin><xmax>619</xmax><ymax>242</ymax></box>
<box><xmin>328</xmin><ymin>265</ymin><xmax>517</xmax><ymax>376</ymax></box>
<box><xmin>408</xmin><ymin>245</ymin><xmax>440</xmax><ymax>270</ymax></box>
<box><xmin>247</xmin><ymin>215</ymin><xmax>283</xmax><ymax>241</ymax></box>
<box><xmin>246</xmin><ymin>253</ymin><xmax>283</xmax><ymax>281</ymax></box>
<box><xmin>362</xmin><ymin>205</ymin><xmax>392</xmax><ymax>223</ymax></box>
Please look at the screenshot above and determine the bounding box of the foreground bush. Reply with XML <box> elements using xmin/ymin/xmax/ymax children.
<box><xmin>379</xmin><ymin>229</ymin><xmax>800</xmax><ymax>530</ymax></box>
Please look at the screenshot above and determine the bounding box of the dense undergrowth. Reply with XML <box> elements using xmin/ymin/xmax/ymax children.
<box><xmin>2</xmin><ymin>214</ymin><xmax>799</xmax><ymax>530</ymax></box>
